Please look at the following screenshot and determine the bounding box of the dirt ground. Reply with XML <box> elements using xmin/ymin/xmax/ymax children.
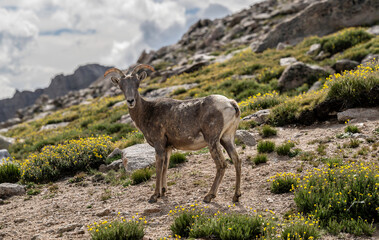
<box><xmin>0</xmin><ymin>119</ymin><xmax>378</xmax><ymax>240</ymax></box>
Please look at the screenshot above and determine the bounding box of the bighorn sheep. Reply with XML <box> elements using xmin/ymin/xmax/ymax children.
<box><xmin>104</xmin><ymin>64</ymin><xmax>241</xmax><ymax>203</ymax></box>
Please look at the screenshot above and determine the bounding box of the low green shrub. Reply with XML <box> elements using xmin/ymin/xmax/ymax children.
<box><xmin>20</xmin><ymin>136</ymin><xmax>112</xmax><ymax>183</ymax></box>
<box><xmin>252</xmin><ymin>154</ymin><xmax>268</xmax><ymax>165</ymax></box>
<box><xmin>326</xmin><ymin>62</ymin><xmax>379</xmax><ymax>108</ymax></box>
<box><xmin>321</xmin><ymin>157</ymin><xmax>342</xmax><ymax>168</ymax></box>
<box><xmin>327</xmin><ymin>218</ymin><xmax>375</xmax><ymax>236</ymax></box>
<box><xmin>257</xmin><ymin>140</ymin><xmax>275</xmax><ymax>153</ymax></box>
<box><xmin>238</xmin><ymin>120</ymin><xmax>257</xmax><ymax>130</ymax></box>
<box><xmin>260</xmin><ymin>125</ymin><xmax>277</xmax><ymax>137</ymax></box>
<box><xmin>131</xmin><ymin>168</ymin><xmax>153</xmax><ymax>185</ymax></box>
<box><xmin>276</xmin><ymin>141</ymin><xmax>295</xmax><ymax>156</ymax></box>
<box><xmin>239</xmin><ymin>91</ymin><xmax>284</xmax><ymax>114</ymax></box>
<box><xmin>105</xmin><ymin>153</ymin><xmax>122</xmax><ymax>165</ymax></box>
<box><xmin>89</xmin><ymin>218</ymin><xmax>145</xmax><ymax>240</ymax></box>
<box><xmin>347</xmin><ymin>138</ymin><xmax>360</xmax><ymax>148</ymax></box>
<box><xmin>321</xmin><ymin>28</ymin><xmax>373</xmax><ymax>55</ymax></box>
<box><xmin>345</xmin><ymin>125</ymin><xmax>360</xmax><ymax>134</ymax></box>
<box><xmin>281</xmin><ymin>215</ymin><xmax>321</xmax><ymax>240</ymax></box>
<box><xmin>169</xmin><ymin>152</ymin><xmax>187</xmax><ymax>168</ymax></box>
<box><xmin>269</xmin><ymin>172</ymin><xmax>298</xmax><ymax>194</ymax></box>
<box><xmin>170</xmin><ymin>210</ymin><xmax>200</xmax><ymax>238</ymax></box>
<box><xmin>0</xmin><ymin>160</ymin><xmax>20</xmax><ymax>183</ymax></box>
<box><xmin>191</xmin><ymin>214</ymin><xmax>266</xmax><ymax>240</ymax></box>
<box><xmin>172</xmin><ymin>88</ymin><xmax>187</xmax><ymax>96</ymax></box>
<box><xmin>294</xmin><ymin>162</ymin><xmax>379</xmax><ymax>228</ymax></box>
<box><xmin>170</xmin><ymin>206</ymin><xmax>270</xmax><ymax>240</ymax></box>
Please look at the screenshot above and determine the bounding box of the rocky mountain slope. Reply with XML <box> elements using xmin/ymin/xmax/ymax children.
<box><xmin>0</xmin><ymin>64</ymin><xmax>111</xmax><ymax>124</ymax></box>
<box><xmin>0</xmin><ymin>0</ymin><xmax>379</xmax><ymax>238</ymax></box>
<box><xmin>1</xmin><ymin>0</ymin><xmax>378</xmax><ymax>128</ymax></box>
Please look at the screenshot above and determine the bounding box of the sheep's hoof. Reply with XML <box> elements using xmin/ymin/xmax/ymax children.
<box><xmin>232</xmin><ymin>193</ymin><xmax>241</xmax><ymax>203</ymax></box>
<box><xmin>203</xmin><ymin>194</ymin><xmax>215</xmax><ymax>203</ymax></box>
<box><xmin>148</xmin><ymin>194</ymin><xmax>159</xmax><ymax>203</ymax></box>
<box><xmin>161</xmin><ymin>187</ymin><xmax>166</xmax><ymax>197</ymax></box>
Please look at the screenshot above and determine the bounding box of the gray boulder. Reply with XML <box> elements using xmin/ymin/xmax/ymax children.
<box><xmin>122</xmin><ymin>144</ymin><xmax>156</xmax><ymax>171</ymax></box>
<box><xmin>235</xmin><ymin>130</ymin><xmax>256</xmax><ymax>146</ymax></box>
<box><xmin>278</xmin><ymin>62</ymin><xmax>328</xmax><ymax>90</ymax></box>
<box><xmin>0</xmin><ymin>149</ymin><xmax>12</xmax><ymax>164</ymax></box>
<box><xmin>0</xmin><ymin>135</ymin><xmax>14</xmax><ymax>150</ymax></box>
<box><xmin>0</xmin><ymin>183</ymin><xmax>25</xmax><ymax>198</ymax></box>
<box><xmin>242</xmin><ymin>109</ymin><xmax>271</xmax><ymax>125</ymax></box>
<box><xmin>332</xmin><ymin>59</ymin><xmax>359</xmax><ymax>73</ymax></box>
<box><xmin>337</xmin><ymin>108</ymin><xmax>379</xmax><ymax>122</ymax></box>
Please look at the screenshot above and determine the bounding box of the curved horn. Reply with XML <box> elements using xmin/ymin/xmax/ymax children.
<box><xmin>104</xmin><ymin>68</ymin><xmax>125</xmax><ymax>78</ymax></box>
<box><xmin>131</xmin><ymin>64</ymin><xmax>155</xmax><ymax>75</ymax></box>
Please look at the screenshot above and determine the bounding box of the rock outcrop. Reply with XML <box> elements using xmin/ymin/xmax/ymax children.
<box><xmin>252</xmin><ymin>0</ymin><xmax>379</xmax><ymax>52</ymax></box>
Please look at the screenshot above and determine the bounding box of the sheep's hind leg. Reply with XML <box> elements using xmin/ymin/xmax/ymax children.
<box><xmin>203</xmin><ymin>140</ymin><xmax>227</xmax><ymax>203</ymax></box>
<box><xmin>221</xmin><ymin>137</ymin><xmax>241</xmax><ymax>202</ymax></box>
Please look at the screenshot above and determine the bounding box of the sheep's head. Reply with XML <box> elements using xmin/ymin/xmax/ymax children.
<box><xmin>104</xmin><ymin>64</ymin><xmax>154</xmax><ymax>108</ymax></box>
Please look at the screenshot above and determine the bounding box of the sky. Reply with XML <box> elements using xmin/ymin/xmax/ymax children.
<box><xmin>0</xmin><ymin>0</ymin><xmax>261</xmax><ymax>100</ymax></box>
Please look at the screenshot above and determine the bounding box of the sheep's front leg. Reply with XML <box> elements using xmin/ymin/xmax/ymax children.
<box><xmin>149</xmin><ymin>149</ymin><xmax>165</xmax><ymax>203</ymax></box>
<box><xmin>161</xmin><ymin>147</ymin><xmax>172</xmax><ymax>197</ymax></box>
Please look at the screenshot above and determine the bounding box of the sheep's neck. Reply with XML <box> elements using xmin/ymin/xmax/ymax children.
<box><xmin>128</xmin><ymin>94</ymin><xmax>147</xmax><ymax>129</ymax></box>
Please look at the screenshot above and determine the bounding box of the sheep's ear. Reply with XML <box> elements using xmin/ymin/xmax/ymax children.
<box><xmin>137</xmin><ymin>71</ymin><xmax>147</xmax><ymax>82</ymax></box>
<box><xmin>111</xmin><ymin>76</ymin><xmax>120</xmax><ymax>85</ymax></box>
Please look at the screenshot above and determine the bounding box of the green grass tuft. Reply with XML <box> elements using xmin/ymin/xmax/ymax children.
<box><xmin>131</xmin><ymin>168</ymin><xmax>153</xmax><ymax>185</ymax></box>
<box><xmin>257</xmin><ymin>140</ymin><xmax>276</xmax><ymax>153</ymax></box>
<box><xmin>260</xmin><ymin>125</ymin><xmax>277</xmax><ymax>137</ymax></box>
<box><xmin>169</xmin><ymin>152</ymin><xmax>187</xmax><ymax>168</ymax></box>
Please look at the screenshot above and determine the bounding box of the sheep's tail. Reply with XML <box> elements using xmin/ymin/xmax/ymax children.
<box><xmin>230</xmin><ymin>100</ymin><xmax>241</xmax><ymax>118</ymax></box>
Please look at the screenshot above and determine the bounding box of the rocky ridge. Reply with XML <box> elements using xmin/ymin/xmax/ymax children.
<box><xmin>0</xmin><ymin>64</ymin><xmax>111</xmax><ymax>125</ymax></box>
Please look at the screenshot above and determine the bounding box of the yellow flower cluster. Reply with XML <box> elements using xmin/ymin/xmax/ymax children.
<box><xmin>20</xmin><ymin>135</ymin><xmax>112</xmax><ymax>182</ymax></box>
<box><xmin>239</xmin><ymin>90</ymin><xmax>281</xmax><ymax>110</ymax></box>
<box><xmin>87</xmin><ymin>213</ymin><xmax>147</xmax><ymax>233</ymax></box>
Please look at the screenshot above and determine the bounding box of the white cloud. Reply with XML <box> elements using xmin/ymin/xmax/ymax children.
<box><xmin>0</xmin><ymin>0</ymin><xmax>259</xmax><ymax>99</ymax></box>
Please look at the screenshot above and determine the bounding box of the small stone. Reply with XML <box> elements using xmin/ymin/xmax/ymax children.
<box><xmin>96</xmin><ymin>208</ymin><xmax>111</xmax><ymax>217</ymax></box>
<box><xmin>266</xmin><ymin>198</ymin><xmax>274</xmax><ymax>203</ymax></box>
<box><xmin>306</xmin><ymin>43</ymin><xmax>321</xmax><ymax>55</ymax></box>
<box><xmin>143</xmin><ymin>208</ymin><xmax>161</xmax><ymax>215</ymax></box>
<box><xmin>91</xmin><ymin>174</ymin><xmax>104</xmax><ymax>182</ymax></box>
<box><xmin>14</xmin><ymin>218</ymin><xmax>26</xmax><ymax>223</ymax></box>
<box><xmin>31</xmin><ymin>234</ymin><xmax>42</xmax><ymax>240</ymax></box>
<box><xmin>280</xmin><ymin>57</ymin><xmax>297</xmax><ymax>66</ymax></box>
<box><xmin>57</xmin><ymin>224</ymin><xmax>82</xmax><ymax>234</ymax></box>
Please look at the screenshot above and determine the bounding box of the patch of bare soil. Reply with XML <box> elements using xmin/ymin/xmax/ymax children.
<box><xmin>0</xmin><ymin>119</ymin><xmax>378</xmax><ymax>240</ymax></box>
